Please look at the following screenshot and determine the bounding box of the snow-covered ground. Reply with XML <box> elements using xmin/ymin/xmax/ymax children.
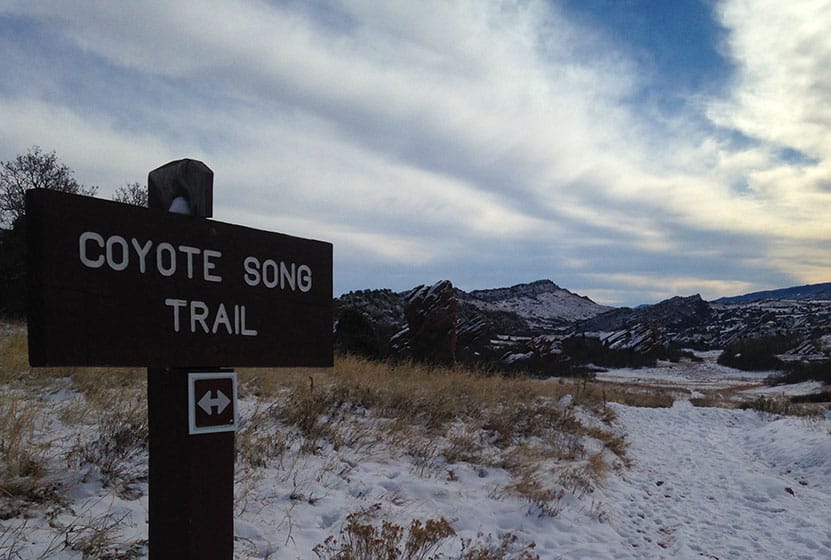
<box><xmin>2</xmin><ymin>356</ymin><xmax>830</xmax><ymax>559</ymax></box>
<box><xmin>601</xmin><ymin>400</ymin><xmax>831</xmax><ymax>559</ymax></box>
<box><xmin>229</xmin><ymin>395</ymin><xmax>831</xmax><ymax>559</ymax></box>
<box><xmin>595</xmin><ymin>351</ymin><xmax>774</xmax><ymax>391</ymax></box>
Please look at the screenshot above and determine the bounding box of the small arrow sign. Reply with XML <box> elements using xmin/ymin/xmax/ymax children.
<box><xmin>188</xmin><ymin>372</ymin><xmax>237</xmax><ymax>435</ymax></box>
<box><xmin>198</xmin><ymin>389</ymin><xmax>231</xmax><ymax>415</ymax></box>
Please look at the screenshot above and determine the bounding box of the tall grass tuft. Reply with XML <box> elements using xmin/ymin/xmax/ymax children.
<box><xmin>65</xmin><ymin>387</ymin><xmax>148</xmax><ymax>499</ymax></box>
<box><xmin>313</xmin><ymin>506</ymin><xmax>456</xmax><ymax>560</ymax></box>
<box><xmin>0</xmin><ymin>397</ymin><xmax>57</xmax><ymax>516</ymax></box>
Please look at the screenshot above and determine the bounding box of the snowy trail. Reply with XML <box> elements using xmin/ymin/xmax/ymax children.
<box><xmin>603</xmin><ymin>400</ymin><xmax>831</xmax><ymax>559</ymax></box>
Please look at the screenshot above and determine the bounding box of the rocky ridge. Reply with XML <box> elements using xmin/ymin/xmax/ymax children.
<box><xmin>335</xmin><ymin>280</ymin><xmax>831</xmax><ymax>375</ymax></box>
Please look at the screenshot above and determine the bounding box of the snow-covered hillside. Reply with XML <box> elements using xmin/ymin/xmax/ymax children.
<box><xmin>461</xmin><ymin>279</ymin><xmax>611</xmax><ymax>329</ymax></box>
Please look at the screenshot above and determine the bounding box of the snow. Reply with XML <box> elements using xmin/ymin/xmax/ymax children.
<box><xmin>463</xmin><ymin>282</ymin><xmax>610</xmax><ymax>327</ymax></box>
<box><xmin>3</xmin><ymin>363</ymin><xmax>831</xmax><ymax>559</ymax></box>
<box><xmin>227</xmin><ymin>399</ymin><xmax>831</xmax><ymax>559</ymax></box>
<box><xmin>595</xmin><ymin>351</ymin><xmax>775</xmax><ymax>391</ymax></box>
<box><xmin>746</xmin><ymin>381</ymin><xmax>826</xmax><ymax>398</ymax></box>
<box><xmin>602</xmin><ymin>400</ymin><xmax>831</xmax><ymax>559</ymax></box>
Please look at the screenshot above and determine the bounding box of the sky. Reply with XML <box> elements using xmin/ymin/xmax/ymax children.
<box><xmin>1</xmin><ymin>0</ymin><xmax>829</xmax><ymax>307</ymax></box>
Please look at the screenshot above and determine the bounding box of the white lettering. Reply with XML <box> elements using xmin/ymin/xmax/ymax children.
<box><xmin>243</xmin><ymin>257</ymin><xmax>260</xmax><ymax>287</ymax></box>
<box><xmin>78</xmin><ymin>232</ymin><xmax>227</xmax><ymax>282</ymax></box>
<box><xmin>164</xmin><ymin>298</ymin><xmax>187</xmax><ymax>332</ymax></box>
<box><xmin>241</xmin><ymin>305</ymin><xmax>257</xmax><ymax>336</ymax></box>
<box><xmin>190</xmin><ymin>300</ymin><xmax>210</xmax><ymax>333</ymax></box>
<box><xmin>203</xmin><ymin>250</ymin><xmax>222</xmax><ymax>283</ymax></box>
<box><xmin>79</xmin><ymin>232</ymin><xmax>105</xmax><ymax>268</ymax></box>
<box><xmin>280</xmin><ymin>262</ymin><xmax>295</xmax><ymax>291</ymax></box>
<box><xmin>178</xmin><ymin>245</ymin><xmax>200</xmax><ymax>279</ymax></box>
<box><xmin>262</xmin><ymin>259</ymin><xmax>278</xmax><ymax>288</ymax></box>
<box><xmin>241</xmin><ymin>256</ymin><xmax>312</xmax><ymax>293</ymax></box>
<box><xmin>212</xmin><ymin>303</ymin><xmax>233</xmax><ymax>335</ymax></box>
<box><xmin>165</xmin><ymin>298</ymin><xmax>257</xmax><ymax>336</ymax></box>
<box><xmin>106</xmin><ymin>235</ymin><xmax>129</xmax><ymax>271</ymax></box>
<box><xmin>131</xmin><ymin>239</ymin><xmax>152</xmax><ymax>273</ymax></box>
<box><xmin>156</xmin><ymin>243</ymin><xmax>176</xmax><ymax>277</ymax></box>
<box><xmin>298</xmin><ymin>264</ymin><xmax>312</xmax><ymax>292</ymax></box>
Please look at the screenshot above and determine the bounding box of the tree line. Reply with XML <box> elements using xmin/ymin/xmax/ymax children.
<box><xmin>0</xmin><ymin>146</ymin><xmax>147</xmax><ymax>316</ymax></box>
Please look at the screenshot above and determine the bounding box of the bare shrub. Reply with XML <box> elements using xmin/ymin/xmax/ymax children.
<box><xmin>65</xmin><ymin>392</ymin><xmax>147</xmax><ymax>499</ymax></box>
<box><xmin>63</xmin><ymin>511</ymin><xmax>133</xmax><ymax>558</ymax></box>
<box><xmin>406</xmin><ymin>437</ymin><xmax>440</xmax><ymax>477</ymax></box>
<box><xmin>502</xmin><ymin>472</ymin><xmax>566</xmax><ymax>519</ymax></box>
<box><xmin>313</xmin><ymin>505</ymin><xmax>455</xmax><ymax>560</ymax></box>
<box><xmin>443</xmin><ymin>428</ymin><xmax>483</xmax><ymax>465</ymax></box>
<box><xmin>0</xmin><ymin>518</ymin><xmax>68</xmax><ymax>560</ymax></box>
<box><xmin>456</xmin><ymin>532</ymin><xmax>539</xmax><ymax>560</ymax></box>
<box><xmin>0</xmin><ymin>397</ymin><xmax>58</xmax><ymax>515</ymax></box>
<box><xmin>314</xmin><ymin>507</ymin><xmax>540</xmax><ymax>560</ymax></box>
<box><xmin>236</xmin><ymin>404</ymin><xmax>289</xmax><ymax>470</ymax></box>
<box><xmin>69</xmin><ymin>368</ymin><xmax>146</xmax><ymax>407</ymax></box>
<box><xmin>735</xmin><ymin>394</ymin><xmax>825</xmax><ymax>418</ymax></box>
<box><xmin>55</xmin><ymin>502</ymin><xmax>146</xmax><ymax>560</ymax></box>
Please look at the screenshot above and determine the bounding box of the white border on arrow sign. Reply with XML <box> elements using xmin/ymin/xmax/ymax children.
<box><xmin>187</xmin><ymin>371</ymin><xmax>239</xmax><ymax>435</ymax></box>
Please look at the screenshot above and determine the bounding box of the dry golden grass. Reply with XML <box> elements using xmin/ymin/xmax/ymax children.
<box><xmin>313</xmin><ymin>505</ymin><xmax>457</xmax><ymax>560</ymax></box>
<box><xmin>0</xmin><ymin>325</ymin><xmax>31</xmax><ymax>382</ymax></box>
<box><xmin>254</xmin><ymin>355</ymin><xmax>639</xmax><ymax>508</ymax></box>
<box><xmin>576</xmin><ymin>380</ymin><xmax>677</xmax><ymax>409</ymax></box>
<box><xmin>241</xmin><ymin>356</ymin><xmax>673</xmax><ymax>425</ymax></box>
<box><xmin>0</xmin><ymin>396</ymin><xmax>59</xmax><ymax>516</ymax></box>
<box><xmin>0</xmin><ymin>323</ymin><xmax>146</xmax><ymax>395</ymax></box>
<box><xmin>689</xmin><ymin>385</ymin><xmax>827</xmax><ymax>418</ymax></box>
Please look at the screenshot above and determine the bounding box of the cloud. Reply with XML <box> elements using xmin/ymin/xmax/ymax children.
<box><xmin>0</xmin><ymin>97</ymin><xmax>180</xmax><ymax>192</ymax></box>
<box><xmin>1</xmin><ymin>0</ymin><xmax>829</xmax><ymax>305</ymax></box>
<box><xmin>705</xmin><ymin>0</ymin><xmax>831</xmax><ymax>227</ymax></box>
<box><xmin>710</xmin><ymin>0</ymin><xmax>831</xmax><ymax>157</ymax></box>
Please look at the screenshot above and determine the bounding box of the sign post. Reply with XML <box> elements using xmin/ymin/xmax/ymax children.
<box><xmin>146</xmin><ymin>159</ymin><xmax>231</xmax><ymax>559</ymax></box>
<box><xmin>24</xmin><ymin>158</ymin><xmax>333</xmax><ymax>559</ymax></box>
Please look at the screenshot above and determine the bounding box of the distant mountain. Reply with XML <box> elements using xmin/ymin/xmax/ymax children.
<box><xmin>335</xmin><ymin>279</ymin><xmax>611</xmax><ymax>363</ymax></box>
<box><xmin>713</xmin><ymin>282</ymin><xmax>831</xmax><ymax>304</ymax></box>
<box><xmin>580</xmin><ymin>294</ymin><xmax>711</xmax><ymax>332</ymax></box>
<box><xmin>459</xmin><ymin>279</ymin><xmax>611</xmax><ymax>330</ymax></box>
<box><xmin>335</xmin><ymin>279</ymin><xmax>831</xmax><ymax>374</ymax></box>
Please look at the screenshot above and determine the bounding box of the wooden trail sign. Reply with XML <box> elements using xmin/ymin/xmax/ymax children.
<box><xmin>26</xmin><ymin>158</ymin><xmax>334</xmax><ymax>559</ymax></box>
<box><xmin>25</xmin><ymin>188</ymin><xmax>333</xmax><ymax>368</ymax></box>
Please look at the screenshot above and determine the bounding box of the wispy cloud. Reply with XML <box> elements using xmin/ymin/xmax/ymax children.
<box><xmin>0</xmin><ymin>0</ymin><xmax>828</xmax><ymax>305</ymax></box>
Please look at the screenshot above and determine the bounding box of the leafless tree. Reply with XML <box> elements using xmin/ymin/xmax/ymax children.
<box><xmin>0</xmin><ymin>146</ymin><xmax>98</xmax><ymax>228</ymax></box>
<box><xmin>112</xmin><ymin>181</ymin><xmax>148</xmax><ymax>207</ymax></box>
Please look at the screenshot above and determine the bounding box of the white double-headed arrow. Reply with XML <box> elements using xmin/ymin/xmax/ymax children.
<box><xmin>197</xmin><ymin>389</ymin><xmax>231</xmax><ymax>416</ymax></box>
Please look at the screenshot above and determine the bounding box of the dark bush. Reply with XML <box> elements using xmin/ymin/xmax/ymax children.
<box><xmin>791</xmin><ymin>390</ymin><xmax>831</xmax><ymax>404</ymax></box>
<box><xmin>335</xmin><ymin>307</ymin><xmax>382</xmax><ymax>358</ymax></box>
<box><xmin>561</xmin><ymin>336</ymin><xmax>658</xmax><ymax>369</ymax></box>
<box><xmin>717</xmin><ymin>335</ymin><xmax>796</xmax><ymax>371</ymax></box>
<box><xmin>767</xmin><ymin>359</ymin><xmax>831</xmax><ymax>386</ymax></box>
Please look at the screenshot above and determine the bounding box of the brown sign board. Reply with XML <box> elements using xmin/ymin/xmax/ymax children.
<box><xmin>25</xmin><ymin>189</ymin><xmax>333</xmax><ymax>367</ymax></box>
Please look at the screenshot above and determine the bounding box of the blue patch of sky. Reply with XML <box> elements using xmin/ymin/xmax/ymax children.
<box><xmin>779</xmin><ymin>147</ymin><xmax>819</xmax><ymax>166</ymax></box>
<box><xmin>715</xmin><ymin>127</ymin><xmax>756</xmax><ymax>150</ymax></box>
<box><xmin>557</xmin><ymin>0</ymin><xmax>734</xmax><ymax>113</ymax></box>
